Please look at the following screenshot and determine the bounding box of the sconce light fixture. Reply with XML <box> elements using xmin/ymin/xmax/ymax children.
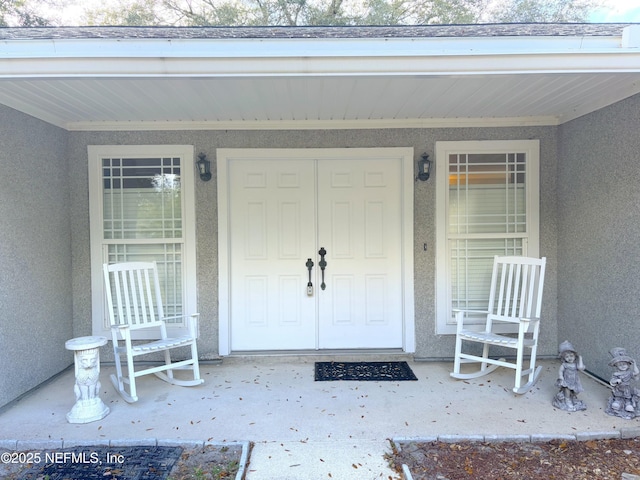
<box><xmin>196</xmin><ymin>152</ymin><xmax>211</xmax><ymax>182</ymax></box>
<box><xmin>417</xmin><ymin>153</ymin><xmax>432</xmax><ymax>182</ymax></box>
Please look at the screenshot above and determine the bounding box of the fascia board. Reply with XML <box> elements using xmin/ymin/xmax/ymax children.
<box><xmin>1</xmin><ymin>33</ymin><xmax>639</xmax><ymax>77</ymax></box>
<box><xmin>0</xmin><ymin>35</ymin><xmax>626</xmax><ymax>58</ymax></box>
<box><xmin>1</xmin><ymin>34</ymin><xmax>639</xmax><ymax>78</ymax></box>
<box><xmin>2</xmin><ymin>50</ymin><xmax>640</xmax><ymax>78</ymax></box>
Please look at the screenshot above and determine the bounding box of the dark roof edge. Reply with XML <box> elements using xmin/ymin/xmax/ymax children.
<box><xmin>0</xmin><ymin>23</ymin><xmax>636</xmax><ymax>40</ymax></box>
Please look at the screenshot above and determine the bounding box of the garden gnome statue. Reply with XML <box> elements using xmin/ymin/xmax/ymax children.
<box><xmin>605</xmin><ymin>347</ymin><xmax>640</xmax><ymax>419</ymax></box>
<box><xmin>552</xmin><ymin>340</ymin><xmax>586</xmax><ymax>411</ymax></box>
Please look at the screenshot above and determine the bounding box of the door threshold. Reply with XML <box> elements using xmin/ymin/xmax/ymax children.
<box><xmin>224</xmin><ymin>349</ymin><xmax>412</xmax><ymax>363</ymax></box>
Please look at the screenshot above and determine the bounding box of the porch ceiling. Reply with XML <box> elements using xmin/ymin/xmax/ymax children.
<box><xmin>1</xmin><ymin>72</ymin><xmax>640</xmax><ymax>130</ymax></box>
<box><xmin>1</xmin><ymin>25</ymin><xmax>640</xmax><ymax>131</ymax></box>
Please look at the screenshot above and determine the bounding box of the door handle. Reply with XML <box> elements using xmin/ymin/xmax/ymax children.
<box><xmin>318</xmin><ymin>247</ymin><xmax>327</xmax><ymax>290</ymax></box>
<box><xmin>306</xmin><ymin>258</ymin><xmax>314</xmax><ymax>296</ymax></box>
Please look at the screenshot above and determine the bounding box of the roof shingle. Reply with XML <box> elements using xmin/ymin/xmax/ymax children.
<box><xmin>0</xmin><ymin>23</ymin><xmax>634</xmax><ymax>40</ymax></box>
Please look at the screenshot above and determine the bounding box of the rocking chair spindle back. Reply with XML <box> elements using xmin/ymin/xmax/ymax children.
<box><xmin>103</xmin><ymin>261</ymin><xmax>203</xmax><ymax>403</ymax></box>
<box><xmin>451</xmin><ymin>255</ymin><xmax>547</xmax><ymax>395</ymax></box>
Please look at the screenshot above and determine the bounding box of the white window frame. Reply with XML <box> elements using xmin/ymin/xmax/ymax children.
<box><xmin>88</xmin><ymin>145</ymin><xmax>197</xmax><ymax>338</ymax></box>
<box><xmin>435</xmin><ymin>140</ymin><xmax>540</xmax><ymax>335</ymax></box>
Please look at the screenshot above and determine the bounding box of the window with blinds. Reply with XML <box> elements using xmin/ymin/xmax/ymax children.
<box><xmin>102</xmin><ymin>157</ymin><xmax>183</xmax><ymax>320</ymax></box>
<box><xmin>435</xmin><ymin>141</ymin><xmax>539</xmax><ymax>334</ymax></box>
<box><xmin>89</xmin><ymin>146</ymin><xmax>196</xmax><ymax>337</ymax></box>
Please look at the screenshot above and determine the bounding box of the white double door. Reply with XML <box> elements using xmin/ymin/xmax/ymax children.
<box><xmin>226</xmin><ymin>150</ymin><xmax>406</xmax><ymax>351</ymax></box>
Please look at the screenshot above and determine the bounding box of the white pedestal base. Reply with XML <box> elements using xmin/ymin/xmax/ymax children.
<box><xmin>65</xmin><ymin>336</ymin><xmax>110</xmax><ymax>424</ymax></box>
<box><xmin>66</xmin><ymin>397</ymin><xmax>110</xmax><ymax>424</ymax></box>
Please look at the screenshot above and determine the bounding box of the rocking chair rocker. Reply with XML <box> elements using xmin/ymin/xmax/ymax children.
<box><xmin>450</xmin><ymin>255</ymin><xmax>547</xmax><ymax>394</ymax></box>
<box><xmin>103</xmin><ymin>261</ymin><xmax>204</xmax><ymax>403</ymax></box>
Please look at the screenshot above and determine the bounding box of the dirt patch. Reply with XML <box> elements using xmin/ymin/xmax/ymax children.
<box><xmin>0</xmin><ymin>443</ymin><xmax>246</xmax><ymax>480</ymax></box>
<box><xmin>169</xmin><ymin>443</ymin><xmax>246</xmax><ymax>479</ymax></box>
<box><xmin>387</xmin><ymin>438</ymin><xmax>640</xmax><ymax>479</ymax></box>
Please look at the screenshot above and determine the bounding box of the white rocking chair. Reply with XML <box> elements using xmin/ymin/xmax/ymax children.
<box><xmin>450</xmin><ymin>255</ymin><xmax>547</xmax><ymax>394</ymax></box>
<box><xmin>103</xmin><ymin>261</ymin><xmax>204</xmax><ymax>403</ymax></box>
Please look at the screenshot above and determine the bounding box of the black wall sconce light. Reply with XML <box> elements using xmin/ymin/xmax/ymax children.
<box><xmin>196</xmin><ymin>152</ymin><xmax>211</xmax><ymax>182</ymax></box>
<box><xmin>417</xmin><ymin>153</ymin><xmax>432</xmax><ymax>182</ymax></box>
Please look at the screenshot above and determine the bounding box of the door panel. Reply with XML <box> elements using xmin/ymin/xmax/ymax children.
<box><xmin>228</xmin><ymin>154</ymin><xmax>404</xmax><ymax>351</ymax></box>
<box><xmin>229</xmin><ymin>159</ymin><xmax>316</xmax><ymax>350</ymax></box>
<box><xmin>317</xmin><ymin>158</ymin><xmax>403</xmax><ymax>349</ymax></box>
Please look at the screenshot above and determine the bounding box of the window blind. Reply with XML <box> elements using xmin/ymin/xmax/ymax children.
<box><xmin>448</xmin><ymin>152</ymin><xmax>528</xmax><ymax>320</ymax></box>
<box><xmin>102</xmin><ymin>156</ymin><xmax>184</xmax><ymax>325</ymax></box>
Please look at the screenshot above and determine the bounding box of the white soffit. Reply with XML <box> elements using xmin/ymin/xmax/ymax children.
<box><xmin>1</xmin><ymin>28</ymin><xmax>640</xmax><ymax>130</ymax></box>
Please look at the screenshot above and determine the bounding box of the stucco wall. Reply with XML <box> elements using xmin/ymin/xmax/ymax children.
<box><xmin>68</xmin><ymin>126</ymin><xmax>559</xmax><ymax>361</ymax></box>
<box><xmin>0</xmin><ymin>105</ymin><xmax>73</xmax><ymax>409</ymax></box>
<box><xmin>558</xmin><ymin>93</ymin><xmax>640</xmax><ymax>381</ymax></box>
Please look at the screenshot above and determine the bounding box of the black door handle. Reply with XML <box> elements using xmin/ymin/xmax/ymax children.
<box><xmin>318</xmin><ymin>247</ymin><xmax>327</xmax><ymax>290</ymax></box>
<box><xmin>306</xmin><ymin>258</ymin><xmax>314</xmax><ymax>295</ymax></box>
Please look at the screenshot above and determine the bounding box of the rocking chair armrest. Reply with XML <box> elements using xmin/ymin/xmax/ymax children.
<box><xmin>111</xmin><ymin>324</ymin><xmax>131</xmax><ymax>335</ymax></box>
<box><xmin>186</xmin><ymin>313</ymin><xmax>200</xmax><ymax>338</ymax></box>
<box><xmin>452</xmin><ymin>309</ymin><xmax>491</xmax><ymax>333</ymax></box>
<box><xmin>518</xmin><ymin>316</ymin><xmax>540</xmax><ymax>325</ymax></box>
<box><xmin>110</xmin><ymin>323</ymin><xmax>132</xmax><ymax>344</ymax></box>
<box><xmin>161</xmin><ymin>313</ymin><xmax>200</xmax><ymax>338</ymax></box>
<box><xmin>452</xmin><ymin>309</ymin><xmax>491</xmax><ymax>315</ymax></box>
<box><xmin>492</xmin><ymin>316</ymin><xmax>540</xmax><ymax>325</ymax></box>
<box><xmin>161</xmin><ymin>313</ymin><xmax>199</xmax><ymax>322</ymax></box>
<box><xmin>111</xmin><ymin>324</ymin><xmax>130</xmax><ymax>330</ymax></box>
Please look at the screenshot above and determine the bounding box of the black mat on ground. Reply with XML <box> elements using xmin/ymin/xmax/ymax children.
<box><xmin>315</xmin><ymin>361</ymin><xmax>418</xmax><ymax>381</ymax></box>
<box><xmin>17</xmin><ymin>446</ymin><xmax>182</xmax><ymax>480</ymax></box>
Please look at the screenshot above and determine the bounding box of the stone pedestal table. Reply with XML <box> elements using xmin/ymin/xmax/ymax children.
<box><xmin>65</xmin><ymin>336</ymin><xmax>110</xmax><ymax>424</ymax></box>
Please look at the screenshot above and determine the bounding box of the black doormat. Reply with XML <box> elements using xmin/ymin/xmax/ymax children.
<box><xmin>314</xmin><ymin>361</ymin><xmax>418</xmax><ymax>381</ymax></box>
<box><xmin>17</xmin><ymin>446</ymin><xmax>182</xmax><ymax>480</ymax></box>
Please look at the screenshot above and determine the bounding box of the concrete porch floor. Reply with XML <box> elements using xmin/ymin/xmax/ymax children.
<box><xmin>2</xmin><ymin>355</ymin><xmax>638</xmax><ymax>479</ymax></box>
